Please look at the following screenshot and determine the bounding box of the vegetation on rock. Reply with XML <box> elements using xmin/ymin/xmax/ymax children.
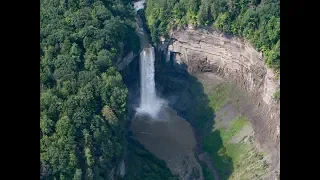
<box><xmin>145</xmin><ymin>0</ymin><xmax>280</xmax><ymax>73</ymax></box>
<box><xmin>273</xmin><ymin>90</ymin><xmax>280</xmax><ymax>100</ymax></box>
<box><xmin>203</xmin><ymin>83</ymin><xmax>269</xmax><ymax>179</ymax></box>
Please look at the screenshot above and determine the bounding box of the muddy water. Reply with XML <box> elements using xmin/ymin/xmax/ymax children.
<box><xmin>131</xmin><ymin>106</ymin><xmax>203</xmax><ymax>180</ymax></box>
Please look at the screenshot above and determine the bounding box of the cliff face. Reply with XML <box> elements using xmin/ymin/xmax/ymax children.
<box><xmin>163</xmin><ymin>28</ymin><xmax>280</xmax><ymax>171</ymax></box>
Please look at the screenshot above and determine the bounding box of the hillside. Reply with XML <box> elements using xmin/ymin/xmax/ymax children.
<box><xmin>40</xmin><ymin>0</ymin><xmax>138</xmax><ymax>179</ymax></box>
<box><xmin>145</xmin><ymin>0</ymin><xmax>280</xmax><ymax>73</ymax></box>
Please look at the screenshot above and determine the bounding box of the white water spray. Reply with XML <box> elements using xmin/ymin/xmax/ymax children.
<box><xmin>133</xmin><ymin>0</ymin><xmax>146</xmax><ymax>11</ymax></box>
<box><xmin>133</xmin><ymin>0</ymin><xmax>165</xmax><ymax>118</ymax></box>
<box><xmin>137</xmin><ymin>47</ymin><xmax>164</xmax><ymax>118</ymax></box>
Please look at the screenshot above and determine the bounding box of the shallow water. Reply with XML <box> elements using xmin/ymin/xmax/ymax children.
<box><xmin>131</xmin><ymin>106</ymin><xmax>203</xmax><ymax>179</ymax></box>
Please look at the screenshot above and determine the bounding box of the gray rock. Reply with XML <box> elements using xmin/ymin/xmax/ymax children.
<box><xmin>162</xmin><ymin>28</ymin><xmax>280</xmax><ymax>179</ymax></box>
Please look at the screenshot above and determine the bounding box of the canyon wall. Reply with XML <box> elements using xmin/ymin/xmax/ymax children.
<box><xmin>162</xmin><ymin>28</ymin><xmax>280</xmax><ymax>174</ymax></box>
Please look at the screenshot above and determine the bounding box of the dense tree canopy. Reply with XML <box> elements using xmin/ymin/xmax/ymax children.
<box><xmin>145</xmin><ymin>0</ymin><xmax>280</xmax><ymax>73</ymax></box>
<box><xmin>40</xmin><ymin>0</ymin><xmax>139</xmax><ymax>179</ymax></box>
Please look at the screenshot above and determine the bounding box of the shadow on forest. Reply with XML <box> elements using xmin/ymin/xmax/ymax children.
<box><xmin>154</xmin><ymin>52</ymin><xmax>234</xmax><ymax>179</ymax></box>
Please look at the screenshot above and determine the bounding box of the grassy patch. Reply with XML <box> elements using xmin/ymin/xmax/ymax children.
<box><xmin>204</xmin><ymin>115</ymin><xmax>269</xmax><ymax>179</ymax></box>
<box><xmin>200</xmin><ymin>81</ymin><xmax>270</xmax><ymax>179</ymax></box>
<box><xmin>220</xmin><ymin>116</ymin><xmax>248</xmax><ymax>143</ymax></box>
<box><xmin>189</xmin><ymin>80</ymin><xmax>270</xmax><ymax>179</ymax></box>
<box><xmin>187</xmin><ymin>82</ymin><xmax>235</xmax><ymax>135</ymax></box>
<box><xmin>187</xmin><ymin>77</ymin><xmax>217</xmax><ymax>130</ymax></box>
<box><xmin>227</xmin><ymin>144</ymin><xmax>269</xmax><ymax>180</ymax></box>
<box><xmin>208</xmin><ymin>83</ymin><xmax>233</xmax><ymax>112</ymax></box>
<box><xmin>203</xmin><ymin>130</ymin><xmax>233</xmax><ymax>179</ymax></box>
<box><xmin>203</xmin><ymin>116</ymin><xmax>248</xmax><ymax>179</ymax></box>
<box><xmin>273</xmin><ymin>90</ymin><xmax>280</xmax><ymax>100</ymax></box>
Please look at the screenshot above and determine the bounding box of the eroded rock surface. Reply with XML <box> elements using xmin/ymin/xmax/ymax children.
<box><xmin>162</xmin><ymin>29</ymin><xmax>280</xmax><ymax>178</ymax></box>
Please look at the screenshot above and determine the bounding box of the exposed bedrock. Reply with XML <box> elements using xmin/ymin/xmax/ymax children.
<box><xmin>160</xmin><ymin>28</ymin><xmax>280</xmax><ymax>175</ymax></box>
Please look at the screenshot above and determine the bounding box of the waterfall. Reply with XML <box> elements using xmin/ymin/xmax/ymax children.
<box><xmin>137</xmin><ymin>46</ymin><xmax>164</xmax><ymax>118</ymax></box>
<box><xmin>133</xmin><ymin>0</ymin><xmax>165</xmax><ymax>118</ymax></box>
<box><xmin>133</xmin><ymin>0</ymin><xmax>146</xmax><ymax>11</ymax></box>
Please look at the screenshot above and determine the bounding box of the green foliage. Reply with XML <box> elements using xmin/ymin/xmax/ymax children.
<box><xmin>40</xmin><ymin>0</ymin><xmax>137</xmax><ymax>179</ymax></box>
<box><xmin>204</xmin><ymin>116</ymin><xmax>268</xmax><ymax>179</ymax></box>
<box><xmin>215</xmin><ymin>12</ymin><xmax>232</xmax><ymax>33</ymax></box>
<box><xmin>198</xmin><ymin>0</ymin><xmax>214</xmax><ymax>25</ymax></box>
<box><xmin>72</xmin><ymin>169</ymin><xmax>82</xmax><ymax>180</ymax></box>
<box><xmin>273</xmin><ymin>90</ymin><xmax>280</xmax><ymax>100</ymax></box>
<box><xmin>201</xmin><ymin>83</ymin><xmax>269</xmax><ymax>179</ymax></box>
<box><xmin>203</xmin><ymin>166</ymin><xmax>215</xmax><ymax>180</ymax></box>
<box><xmin>203</xmin><ymin>130</ymin><xmax>233</xmax><ymax>178</ymax></box>
<box><xmin>123</xmin><ymin>138</ymin><xmax>178</xmax><ymax>180</ymax></box>
<box><xmin>208</xmin><ymin>84</ymin><xmax>233</xmax><ymax>112</ymax></box>
<box><xmin>145</xmin><ymin>0</ymin><xmax>280</xmax><ymax>72</ymax></box>
<box><xmin>219</xmin><ymin>116</ymin><xmax>248</xmax><ymax>142</ymax></box>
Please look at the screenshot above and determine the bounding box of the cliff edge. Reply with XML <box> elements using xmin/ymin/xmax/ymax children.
<box><xmin>163</xmin><ymin>28</ymin><xmax>280</xmax><ymax>178</ymax></box>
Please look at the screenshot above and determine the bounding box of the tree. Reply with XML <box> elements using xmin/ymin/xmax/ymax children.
<box><xmin>96</xmin><ymin>49</ymin><xmax>112</xmax><ymax>72</ymax></box>
<box><xmin>198</xmin><ymin>0</ymin><xmax>213</xmax><ymax>25</ymax></box>
<box><xmin>41</xmin><ymin>0</ymin><xmax>136</xmax><ymax>178</ymax></box>
<box><xmin>102</xmin><ymin>105</ymin><xmax>118</xmax><ymax>125</ymax></box>
<box><xmin>40</xmin><ymin>114</ymin><xmax>55</xmax><ymax>135</ymax></box>
<box><xmin>72</xmin><ymin>169</ymin><xmax>82</xmax><ymax>180</ymax></box>
<box><xmin>144</xmin><ymin>0</ymin><xmax>280</xmax><ymax>71</ymax></box>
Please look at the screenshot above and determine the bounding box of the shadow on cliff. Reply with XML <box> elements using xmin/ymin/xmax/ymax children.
<box><xmin>120</xmin><ymin>45</ymin><xmax>234</xmax><ymax>179</ymax></box>
<box><xmin>121</xmin><ymin>55</ymin><xmax>141</xmax><ymax>123</ymax></box>
<box><xmin>155</xmin><ymin>54</ymin><xmax>234</xmax><ymax>179</ymax></box>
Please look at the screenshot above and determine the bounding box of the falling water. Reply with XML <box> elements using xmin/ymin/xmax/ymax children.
<box><xmin>137</xmin><ymin>46</ymin><xmax>164</xmax><ymax>117</ymax></box>
<box><xmin>133</xmin><ymin>0</ymin><xmax>146</xmax><ymax>11</ymax></box>
<box><xmin>130</xmin><ymin>2</ymin><xmax>203</xmax><ymax>179</ymax></box>
<box><xmin>133</xmin><ymin>0</ymin><xmax>165</xmax><ymax>118</ymax></box>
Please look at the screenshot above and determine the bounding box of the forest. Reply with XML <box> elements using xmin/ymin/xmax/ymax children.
<box><xmin>40</xmin><ymin>0</ymin><xmax>140</xmax><ymax>179</ymax></box>
<box><xmin>40</xmin><ymin>0</ymin><xmax>279</xmax><ymax>179</ymax></box>
<box><xmin>145</xmin><ymin>0</ymin><xmax>280</xmax><ymax>73</ymax></box>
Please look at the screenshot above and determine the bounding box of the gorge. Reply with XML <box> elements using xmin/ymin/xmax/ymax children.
<box><xmin>40</xmin><ymin>0</ymin><xmax>280</xmax><ymax>179</ymax></box>
<box><xmin>124</xmin><ymin>0</ymin><xmax>280</xmax><ymax>179</ymax></box>
<box><xmin>127</xmin><ymin>1</ymin><xmax>204</xmax><ymax>179</ymax></box>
